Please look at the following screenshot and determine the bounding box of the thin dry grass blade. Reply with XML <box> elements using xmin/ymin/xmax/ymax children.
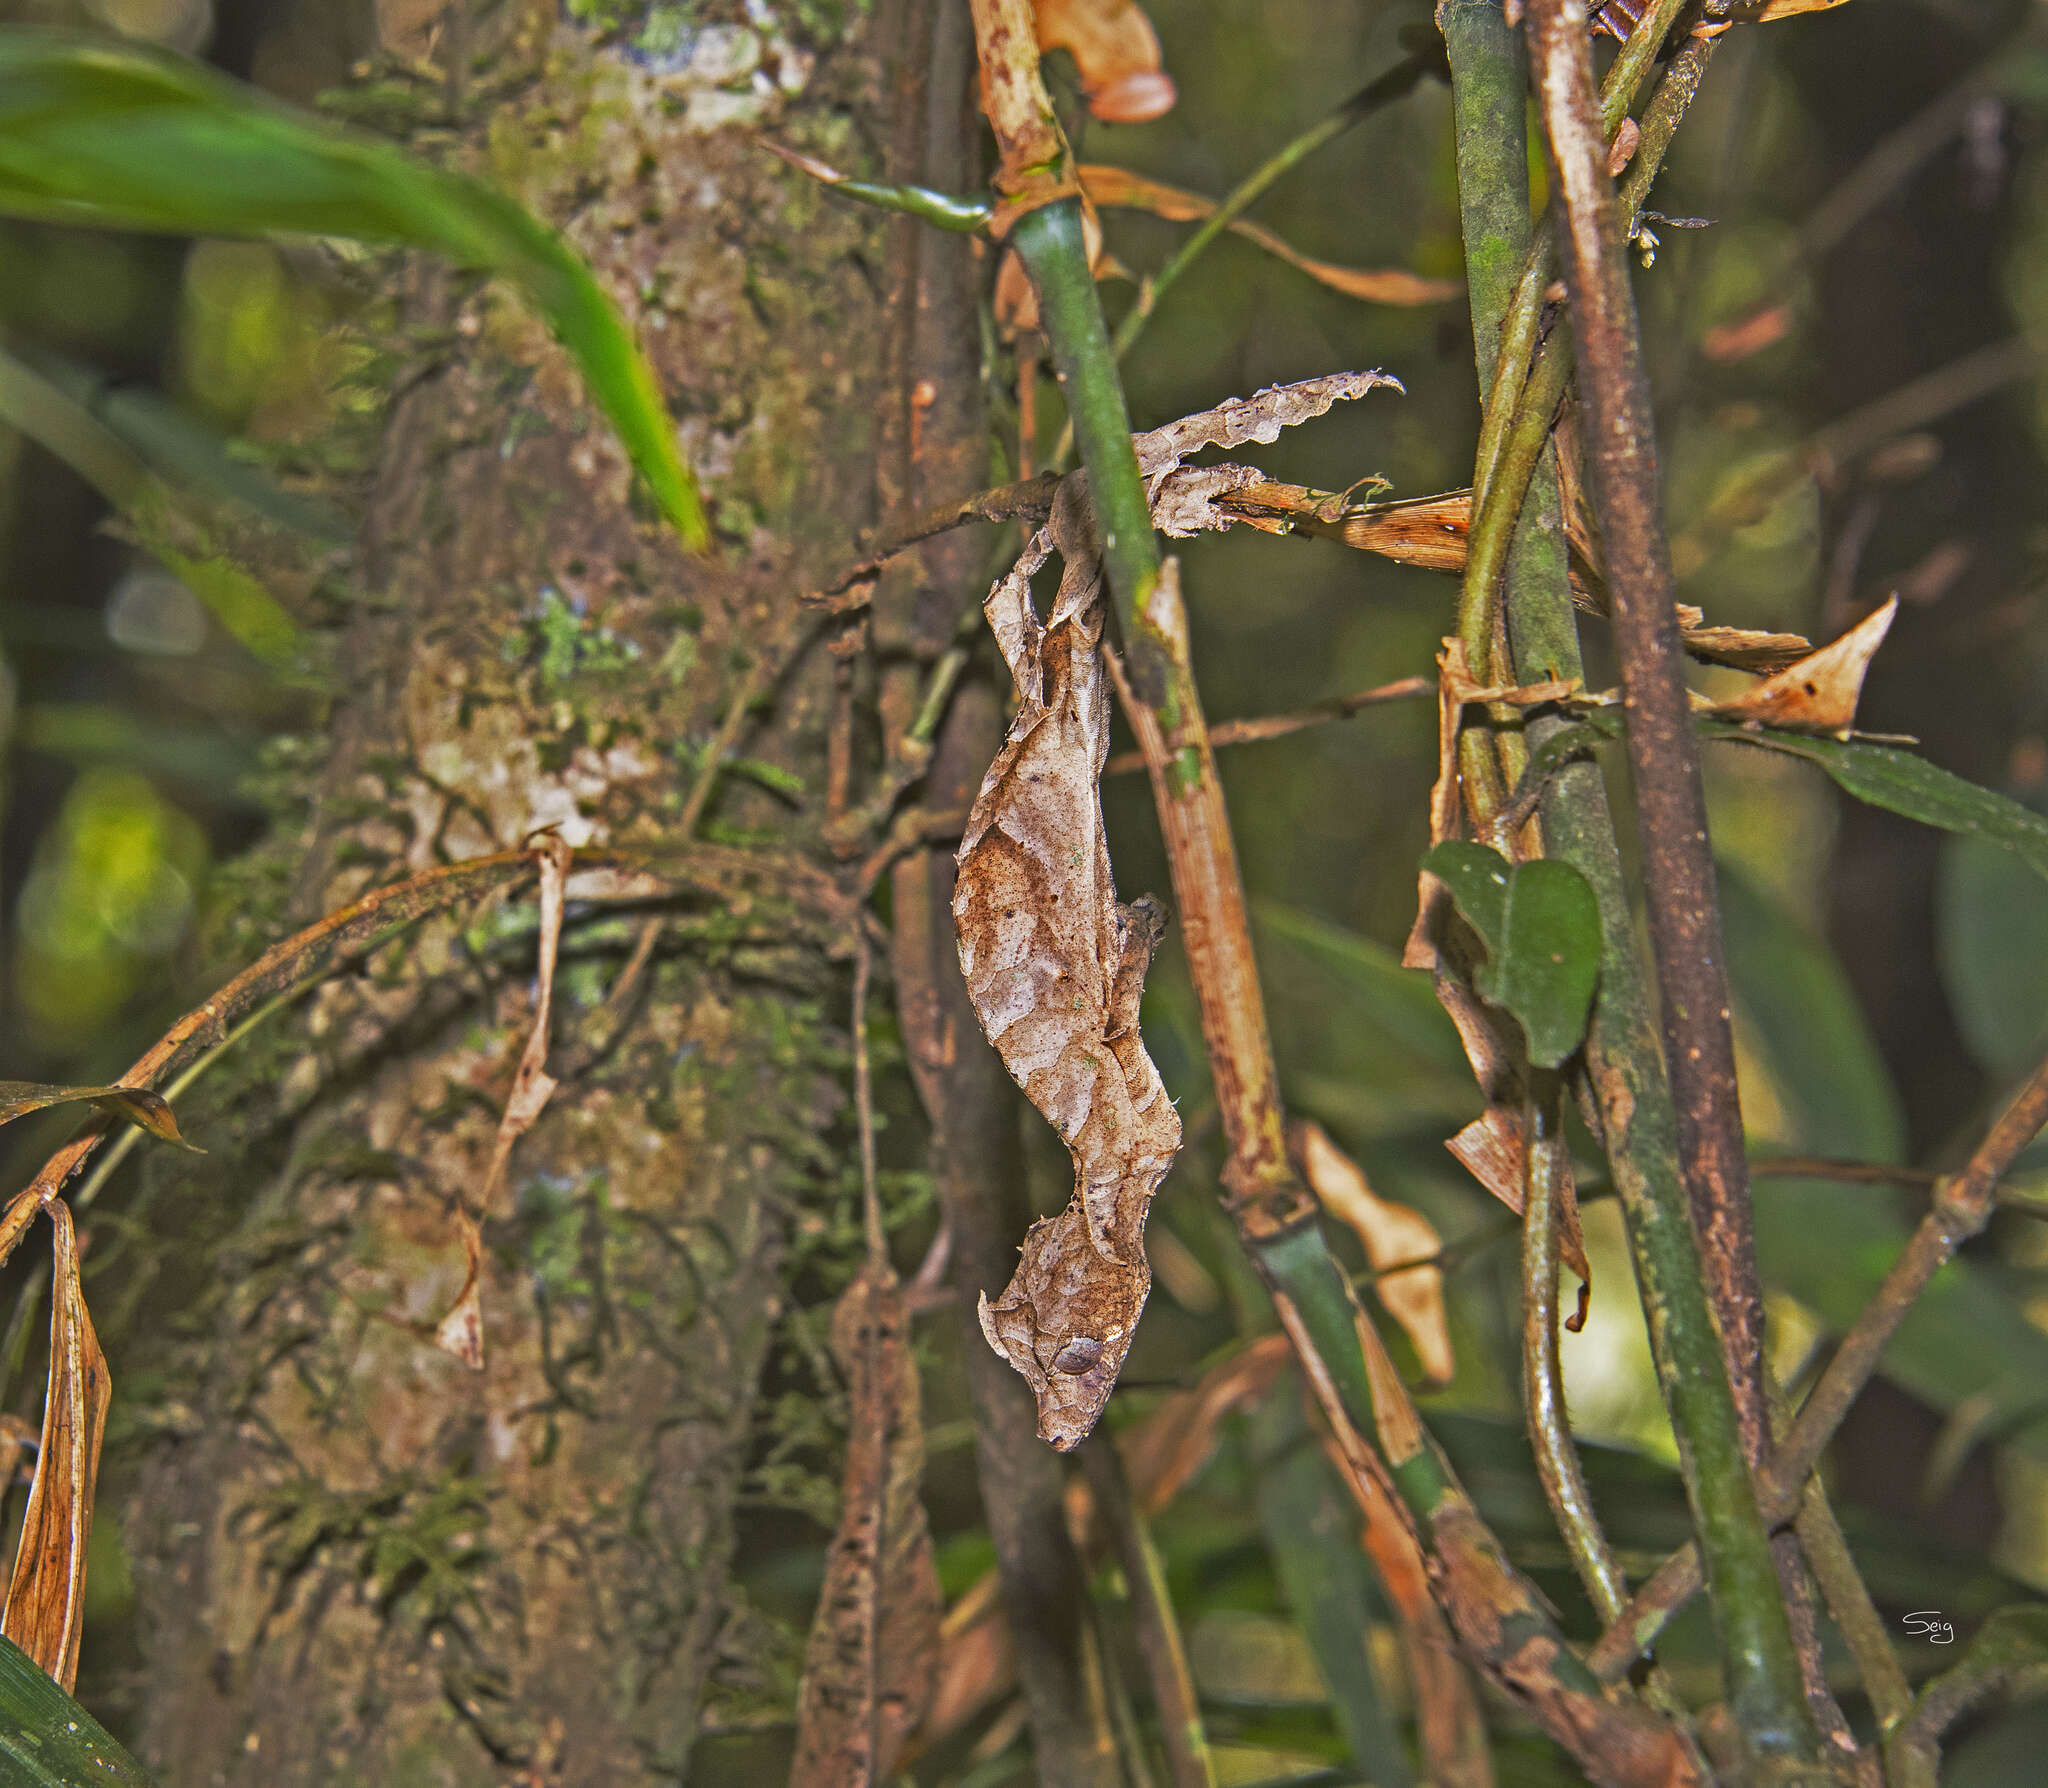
<box><xmin>2</xmin><ymin>1201</ymin><xmax>110</xmax><ymax>1691</ymax></box>
<box><xmin>1081</xmin><ymin>165</ymin><xmax>1459</xmax><ymax>304</ymax></box>
<box><xmin>435</xmin><ymin>833</ymin><xmax>573</xmax><ymax>1368</ymax></box>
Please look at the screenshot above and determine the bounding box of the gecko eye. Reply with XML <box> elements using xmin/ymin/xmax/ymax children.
<box><xmin>1051</xmin><ymin>1336</ymin><xmax>1103</xmax><ymax>1374</ymax></box>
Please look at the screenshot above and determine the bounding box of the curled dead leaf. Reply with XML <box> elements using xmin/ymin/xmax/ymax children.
<box><xmin>790</xmin><ymin>1266</ymin><xmax>942</xmax><ymax>1786</ymax></box>
<box><xmin>0</xmin><ymin>1081</ymin><xmax>203</xmax><ymax>1152</ymax></box>
<box><xmin>1291</xmin><ymin>1121</ymin><xmax>1454</xmax><ymax>1383</ymax></box>
<box><xmin>1133</xmin><ymin>369</ymin><xmax>1404</xmax><ymax>478</ymax></box>
<box><xmin>1080</xmin><ymin>165</ymin><xmax>1460</xmax><ymax>306</ymax></box>
<box><xmin>954</xmin><ymin>482</ymin><xmax>1183</xmax><ymax>1450</ymax></box>
<box><xmin>1446</xmin><ymin>1107</ymin><xmax>1591</xmax><ymax>1291</ymax></box>
<box><xmin>1035</xmin><ymin>0</ymin><xmax>1176</xmax><ymax>123</ymax></box>
<box><xmin>2</xmin><ymin>1200</ymin><xmax>109</xmax><ymax>1692</ymax></box>
<box><xmin>1707</xmin><ymin>596</ymin><xmax>1896</xmax><ymax>735</ymax></box>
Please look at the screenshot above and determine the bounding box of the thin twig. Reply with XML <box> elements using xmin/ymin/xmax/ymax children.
<box><xmin>1521</xmin><ymin>1081</ymin><xmax>1628</xmax><ymax>1621</ymax></box>
<box><xmin>12</xmin><ymin>841</ymin><xmax>840</xmax><ymax>1212</ymax></box>
<box><xmin>1589</xmin><ymin>1042</ymin><xmax>2048</xmax><ymax>1681</ymax></box>
<box><xmin>1102</xmin><ymin>674</ymin><xmax>1432</xmax><ymax>775</ymax></box>
<box><xmin>804</xmin><ymin>472</ymin><xmax>1060</xmax><ymax>614</ymax></box>
<box><xmin>1109</xmin><ymin>54</ymin><xmax>1435</xmax><ymax>367</ymax></box>
<box><xmin>852</xmin><ymin>934</ymin><xmax>883</xmax><ymax>1269</ymax></box>
<box><xmin>680</xmin><ymin>652</ymin><xmax>768</xmax><ymax>838</ymax></box>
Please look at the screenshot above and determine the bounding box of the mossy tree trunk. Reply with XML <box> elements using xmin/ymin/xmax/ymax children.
<box><xmin>116</xmin><ymin>5</ymin><xmax>894</xmax><ymax>1781</ymax></box>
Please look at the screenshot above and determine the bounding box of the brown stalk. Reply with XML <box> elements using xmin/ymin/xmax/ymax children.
<box><xmin>1104</xmin><ymin>602</ymin><xmax>1307</xmax><ymax>1232</ymax></box>
<box><xmin>1526</xmin><ymin>0</ymin><xmax>1767</xmax><ymax>1460</ymax></box>
<box><xmin>967</xmin><ymin>0</ymin><xmax>1077</xmax><ymax>220</ymax></box>
<box><xmin>1589</xmin><ymin>1041</ymin><xmax>2048</xmax><ymax>1682</ymax></box>
<box><xmin>1283</xmin><ymin>1317</ymin><xmax>1495</xmax><ymax>1788</ymax></box>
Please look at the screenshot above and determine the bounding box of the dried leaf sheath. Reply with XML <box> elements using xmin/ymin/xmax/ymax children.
<box><xmin>2</xmin><ymin>1200</ymin><xmax>110</xmax><ymax>1692</ymax></box>
<box><xmin>954</xmin><ymin>482</ymin><xmax>1183</xmax><ymax>1450</ymax></box>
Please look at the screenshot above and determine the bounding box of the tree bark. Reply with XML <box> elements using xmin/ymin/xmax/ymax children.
<box><xmin>120</xmin><ymin>5</ymin><xmax>888</xmax><ymax>1781</ymax></box>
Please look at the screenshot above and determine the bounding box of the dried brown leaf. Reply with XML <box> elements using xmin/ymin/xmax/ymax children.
<box><xmin>433</xmin><ymin>1210</ymin><xmax>486</xmax><ymax>1371</ymax></box>
<box><xmin>954</xmin><ymin>482</ymin><xmax>1183</xmax><ymax>1450</ymax></box>
<box><xmin>434</xmin><ymin>833</ymin><xmax>573</xmax><ymax>1369</ymax></box>
<box><xmin>789</xmin><ymin>1266</ymin><xmax>943</xmax><ymax>1787</ymax></box>
<box><xmin>1707</xmin><ymin>595</ymin><xmax>1896</xmax><ymax>734</ymax></box>
<box><xmin>1446</xmin><ymin>1108</ymin><xmax>1591</xmax><ymax>1286</ymax></box>
<box><xmin>1292</xmin><ymin>1120</ymin><xmax>1454</xmax><ymax>1383</ymax></box>
<box><xmin>3</xmin><ymin>1200</ymin><xmax>109</xmax><ymax>1691</ymax></box>
<box><xmin>1132</xmin><ymin>370</ymin><xmax>1404</xmax><ymax>480</ymax></box>
<box><xmin>1751</xmin><ymin>0</ymin><xmax>1855</xmax><ymax>19</ymax></box>
<box><xmin>1080</xmin><ymin>165</ymin><xmax>1461</xmax><ymax>306</ymax></box>
<box><xmin>0</xmin><ymin>1081</ymin><xmax>203</xmax><ymax>1152</ymax></box>
<box><xmin>1035</xmin><ymin>0</ymin><xmax>1176</xmax><ymax>123</ymax></box>
<box><xmin>1675</xmin><ymin>617</ymin><xmax>1815</xmax><ymax>673</ymax></box>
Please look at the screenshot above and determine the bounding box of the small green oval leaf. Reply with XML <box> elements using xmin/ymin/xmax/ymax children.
<box><xmin>1423</xmin><ymin>842</ymin><xmax>1602</xmax><ymax>1069</ymax></box>
<box><xmin>0</xmin><ymin>27</ymin><xmax>707</xmax><ymax>551</ymax></box>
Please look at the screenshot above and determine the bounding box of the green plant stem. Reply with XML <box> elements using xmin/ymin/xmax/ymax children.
<box><xmin>1010</xmin><ymin>198</ymin><xmax>1170</xmax><ymax>700</ymax></box>
<box><xmin>1590</xmin><ymin>1038</ymin><xmax>2048</xmax><ymax>1682</ymax></box>
<box><xmin>1527</xmin><ymin>0</ymin><xmax>1817</xmax><ymax>1765</ymax></box>
<box><xmin>1109</xmin><ymin>53</ymin><xmax>1434</xmax><ymax>368</ymax></box>
<box><xmin>1792</xmin><ymin>1473</ymin><xmax>1913</xmax><ymax>1740</ymax></box>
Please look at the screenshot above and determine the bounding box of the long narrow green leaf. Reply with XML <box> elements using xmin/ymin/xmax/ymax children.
<box><xmin>0</xmin><ymin>1632</ymin><xmax>154</xmax><ymax>1786</ymax></box>
<box><xmin>1705</xmin><ymin>723</ymin><xmax>2048</xmax><ymax>878</ymax></box>
<box><xmin>0</xmin><ymin>27</ymin><xmax>707</xmax><ymax>551</ymax></box>
<box><xmin>0</xmin><ymin>346</ymin><xmax>316</xmax><ymax>677</ymax></box>
<box><xmin>1247</xmin><ymin>1379</ymin><xmax>1411</xmax><ymax>1788</ymax></box>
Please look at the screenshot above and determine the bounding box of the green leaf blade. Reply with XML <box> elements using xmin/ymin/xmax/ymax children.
<box><xmin>0</xmin><ymin>1632</ymin><xmax>155</xmax><ymax>1787</ymax></box>
<box><xmin>1422</xmin><ymin>842</ymin><xmax>1602</xmax><ymax>1068</ymax></box>
<box><xmin>0</xmin><ymin>27</ymin><xmax>708</xmax><ymax>551</ymax></box>
<box><xmin>1707</xmin><ymin>724</ymin><xmax>2048</xmax><ymax>880</ymax></box>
